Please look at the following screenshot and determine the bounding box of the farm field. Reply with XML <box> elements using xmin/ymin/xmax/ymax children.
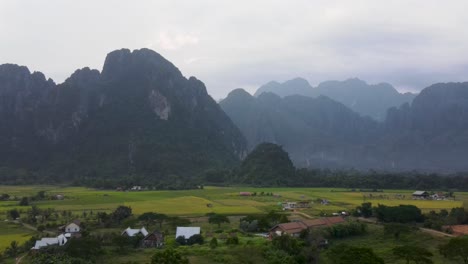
<box><xmin>0</xmin><ymin>185</ymin><xmax>465</xmax><ymax>254</ymax></box>
<box><xmin>0</xmin><ymin>186</ymin><xmax>464</xmax><ymax>216</ymax></box>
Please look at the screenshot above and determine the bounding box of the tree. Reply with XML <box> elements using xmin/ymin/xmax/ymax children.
<box><xmin>7</xmin><ymin>209</ymin><xmax>20</xmax><ymax>220</ymax></box>
<box><xmin>112</xmin><ymin>206</ymin><xmax>132</xmax><ymax>224</ymax></box>
<box><xmin>439</xmin><ymin>236</ymin><xmax>468</xmax><ymax>264</ymax></box>
<box><xmin>393</xmin><ymin>245</ymin><xmax>433</xmax><ymax>264</ymax></box>
<box><xmin>384</xmin><ymin>223</ymin><xmax>412</xmax><ymax>240</ymax></box>
<box><xmin>176</xmin><ymin>236</ymin><xmax>187</xmax><ymax>246</ymax></box>
<box><xmin>138</xmin><ymin>212</ymin><xmax>167</xmax><ymax>228</ymax></box>
<box><xmin>357</xmin><ymin>202</ymin><xmax>373</xmax><ymax>218</ymax></box>
<box><xmin>65</xmin><ymin>237</ymin><xmax>102</xmax><ymax>260</ymax></box>
<box><xmin>207</xmin><ymin>213</ymin><xmax>230</xmax><ymax>228</ymax></box>
<box><xmin>187</xmin><ymin>234</ymin><xmax>204</xmax><ymax>245</ymax></box>
<box><xmin>226</xmin><ymin>236</ymin><xmax>239</xmax><ymax>245</ymax></box>
<box><xmin>0</xmin><ymin>193</ymin><xmax>10</xmax><ymax>200</ymax></box>
<box><xmin>210</xmin><ymin>237</ymin><xmax>218</xmax><ymax>249</ymax></box>
<box><xmin>37</xmin><ymin>225</ymin><xmax>46</xmax><ymax>233</ymax></box>
<box><xmin>19</xmin><ymin>197</ymin><xmax>29</xmax><ymax>206</ymax></box>
<box><xmin>168</xmin><ymin>216</ymin><xmax>191</xmax><ymax>229</ymax></box>
<box><xmin>151</xmin><ymin>248</ymin><xmax>189</xmax><ymax>264</ymax></box>
<box><xmin>4</xmin><ymin>240</ymin><xmax>19</xmax><ymax>257</ymax></box>
<box><xmin>326</xmin><ymin>244</ymin><xmax>384</xmax><ymax>264</ymax></box>
<box><xmin>271</xmin><ymin>234</ymin><xmax>302</xmax><ymax>255</ymax></box>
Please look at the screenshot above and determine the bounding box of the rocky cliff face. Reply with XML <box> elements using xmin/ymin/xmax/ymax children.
<box><xmin>0</xmin><ymin>48</ymin><xmax>247</xmax><ymax>182</ymax></box>
<box><xmin>382</xmin><ymin>82</ymin><xmax>468</xmax><ymax>171</ymax></box>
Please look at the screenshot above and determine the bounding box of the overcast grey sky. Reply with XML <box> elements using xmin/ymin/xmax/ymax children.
<box><xmin>1</xmin><ymin>0</ymin><xmax>468</xmax><ymax>99</ymax></box>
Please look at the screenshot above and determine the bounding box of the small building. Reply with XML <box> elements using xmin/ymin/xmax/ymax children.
<box><xmin>32</xmin><ymin>234</ymin><xmax>68</xmax><ymax>250</ymax></box>
<box><xmin>431</xmin><ymin>192</ymin><xmax>446</xmax><ymax>200</ymax></box>
<box><xmin>282</xmin><ymin>202</ymin><xmax>297</xmax><ymax>210</ymax></box>
<box><xmin>130</xmin><ymin>186</ymin><xmax>142</xmax><ymax>191</ymax></box>
<box><xmin>239</xmin><ymin>192</ymin><xmax>252</xmax><ymax>196</ymax></box>
<box><xmin>270</xmin><ymin>221</ymin><xmax>308</xmax><ymax>237</ymax></box>
<box><xmin>269</xmin><ymin>216</ymin><xmax>346</xmax><ymax>238</ymax></box>
<box><xmin>297</xmin><ymin>201</ymin><xmax>310</xmax><ymax>208</ymax></box>
<box><xmin>175</xmin><ymin>227</ymin><xmax>200</xmax><ymax>240</ymax></box>
<box><xmin>412</xmin><ymin>191</ymin><xmax>429</xmax><ymax>199</ymax></box>
<box><xmin>54</xmin><ymin>194</ymin><xmax>64</xmax><ymax>200</ymax></box>
<box><xmin>65</xmin><ymin>223</ymin><xmax>80</xmax><ymax>233</ymax></box>
<box><xmin>141</xmin><ymin>231</ymin><xmax>164</xmax><ymax>248</ymax></box>
<box><xmin>122</xmin><ymin>227</ymin><xmax>149</xmax><ymax>237</ymax></box>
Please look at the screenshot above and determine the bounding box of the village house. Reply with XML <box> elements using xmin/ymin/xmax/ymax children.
<box><xmin>65</xmin><ymin>222</ymin><xmax>80</xmax><ymax>233</ymax></box>
<box><xmin>412</xmin><ymin>191</ymin><xmax>429</xmax><ymax>199</ymax></box>
<box><xmin>269</xmin><ymin>216</ymin><xmax>346</xmax><ymax>237</ymax></box>
<box><xmin>32</xmin><ymin>234</ymin><xmax>68</xmax><ymax>250</ymax></box>
<box><xmin>282</xmin><ymin>201</ymin><xmax>311</xmax><ymax>210</ymax></box>
<box><xmin>141</xmin><ymin>231</ymin><xmax>164</xmax><ymax>248</ymax></box>
<box><xmin>282</xmin><ymin>202</ymin><xmax>297</xmax><ymax>210</ymax></box>
<box><xmin>175</xmin><ymin>227</ymin><xmax>201</xmax><ymax>242</ymax></box>
<box><xmin>122</xmin><ymin>227</ymin><xmax>149</xmax><ymax>237</ymax></box>
<box><xmin>58</xmin><ymin>220</ymin><xmax>82</xmax><ymax>238</ymax></box>
<box><xmin>431</xmin><ymin>192</ymin><xmax>446</xmax><ymax>200</ymax></box>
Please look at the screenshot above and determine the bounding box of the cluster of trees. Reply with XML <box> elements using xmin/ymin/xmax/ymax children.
<box><xmin>354</xmin><ymin>203</ymin><xmax>424</xmax><ymax>223</ymax></box>
<box><xmin>326</xmin><ymin>222</ymin><xmax>368</xmax><ymax>238</ymax></box>
<box><xmin>424</xmin><ymin>207</ymin><xmax>468</xmax><ymax>231</ymax></box>
<box><xmin>239</xmin><ymin>211</ymin><xmax>288</xmax><ymax>232</ymax></box>
<box><xmin>175</xmin><ymin>234</ymin><xmax>204</xmax><ymax>246</ymax></box>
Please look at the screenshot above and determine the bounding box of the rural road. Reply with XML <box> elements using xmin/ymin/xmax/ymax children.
<box><xmin>20</xmin><ymin>222</ymin><xmax>55</xmax><ymax>235</ymax></box>
<box><xmin>420</xmin><ymin>228</ymin><xmax>454</xmax><ymax>238</ymax></box>
<box><xmin>15</xmin><ymin>254</ymin><xmax>25</xmax><ymax>264</ymax></box>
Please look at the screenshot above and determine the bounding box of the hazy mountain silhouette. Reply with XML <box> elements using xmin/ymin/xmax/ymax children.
<box><xmin>254</xmin><ymin>77</ymin><xmax>416</xmax><ymax>121</ymax></box>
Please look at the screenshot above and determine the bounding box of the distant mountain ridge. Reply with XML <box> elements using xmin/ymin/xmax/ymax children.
<box><xmin>222</xmin><ymin>82</ymin><xmax>468</xmax><ymax>172</ymax></box>
<box><xmin>0</xmin><ymin>48</ymin><xmax>247</xmax><ymax>184</ymax></box>
<box><xmin>254</xmin><ymin>77</ymin><xmax>416</xmax><ymax>121</ymax></box>
<box><xmin>220</xmin><ymin>89</ymin><xmax>381</xmax><ymax>169</ymax></box>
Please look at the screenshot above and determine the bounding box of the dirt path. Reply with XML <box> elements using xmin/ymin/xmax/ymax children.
<box><xmin>420</xmin><ymin>227</ymin><xmax>454</xmax><ymax>238</ymax></box>
<box><xmin>15</xmin><ymin>254</ymin><xmax>26</xmax><ymax>264</ymax></box>
<box><xmin>291</xmin><ymin>211</ymin><xmax>314</xmax><ymax>219</ymax></box>
<box><xmin>20</xmin><ymin>222</ymin><xmax>55</xmax><ymax>235</ymax></box>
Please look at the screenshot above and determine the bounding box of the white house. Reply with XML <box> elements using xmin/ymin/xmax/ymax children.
<box><xmin>122</xmin><ymin>227</ymin><xmax>149</xmax><ymax>237</ymax></box>
<box><xmin>65</xmin><ymin>223</ymin><xmax>80</xmax><ymax>233</ymax></box>
<box><xmin>32</xmin><ymin>234</ymin><xmax>67</xmax><ymax>250</ymax></box>
<box><xmin>175</xmin><ymin>227</ymin><xmax>200</xmax><ymax>239</ymax></box>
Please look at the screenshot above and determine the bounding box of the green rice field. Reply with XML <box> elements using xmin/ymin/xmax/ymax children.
<box><xmin>0</xmin><ymin>185</ymin><xmax>465</xmax><ymax>253</ymax></box>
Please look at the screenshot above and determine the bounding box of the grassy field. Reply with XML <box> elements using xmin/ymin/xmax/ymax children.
<box><xmin>0</xmin><ymin>185</ymin><xmax>465</xmax><ymax>255</ymax></box>
<box><xmin>0</xmin><ymin>221</ymin><xmax>36</xmax><ymax>253</ymax></box>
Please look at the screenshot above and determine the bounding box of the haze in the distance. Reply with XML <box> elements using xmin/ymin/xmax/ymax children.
<box><xmin>1</xmin><ymin>0</ymin><xmax>468</xmax><ymax>99</ymax></box>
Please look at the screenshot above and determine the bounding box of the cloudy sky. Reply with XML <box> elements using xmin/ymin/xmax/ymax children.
<box><xmin>1</xmin><ymin>0</ymin><xmax>468</xmax><ymax>99</ymax></box>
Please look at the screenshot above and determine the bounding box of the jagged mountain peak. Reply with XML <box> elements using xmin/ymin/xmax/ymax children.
<box><xmin>101</xmin><ymin>48</ymin><xmax>182</xmax><ymax>81</ymax></box>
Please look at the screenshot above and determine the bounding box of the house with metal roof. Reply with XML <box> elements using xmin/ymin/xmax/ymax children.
<box><xmin>122</xmin><ymin>227</ymin><xmax>149</xmax><ymax>237</ymax></box>
<box><xmin>175</xmin><ymin>227</ymin><xmax>200</xmax><ymax>239</ymax></box>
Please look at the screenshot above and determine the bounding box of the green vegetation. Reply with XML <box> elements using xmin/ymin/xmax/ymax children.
<box><xmin>0</xmin><ymin>185</ymin><xmax>467</xmax><ymax>263</ymax></box>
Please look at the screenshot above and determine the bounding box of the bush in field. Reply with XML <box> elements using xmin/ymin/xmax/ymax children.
<box><xmin>393</xmin><ymin>245</ymin><xmax>433</xmax><ymax>264</ymax></box>
<box><xmin>226</xmin><ymin>236</ymin><xmax>239</xmax><ymax>245</ymax></box>
<box><xmin>210</xmin><ymin>237</ymin><xmax>218</xmax><ymax>249</ymax></box>
<box><xmin>176</xmin><ymin>236</ymin><xmax>186</xmax><ymax>246</ymax></box>
<box><xmin>187</xmin><ymin>234</ymin><xmax>204</xmax><ymax>245</ymax></box>
<box><xmin>439</xmin><ymin>236</ymin><xmax>468</xmax><ymax>264</ymax></box>
<box><xmin>151</xmin><ymin>248</ymin><xmax>189</xmax><ymax>264</ymax></box>
<box><xmin>327</xmin><ymin>222</ymin><xmax>367</xmax><ymax>238</ymax></box>
<box><xmin>326</xmin><ymin>244</ymin><xmax>384</xmax><ymax>264</ymax></box>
